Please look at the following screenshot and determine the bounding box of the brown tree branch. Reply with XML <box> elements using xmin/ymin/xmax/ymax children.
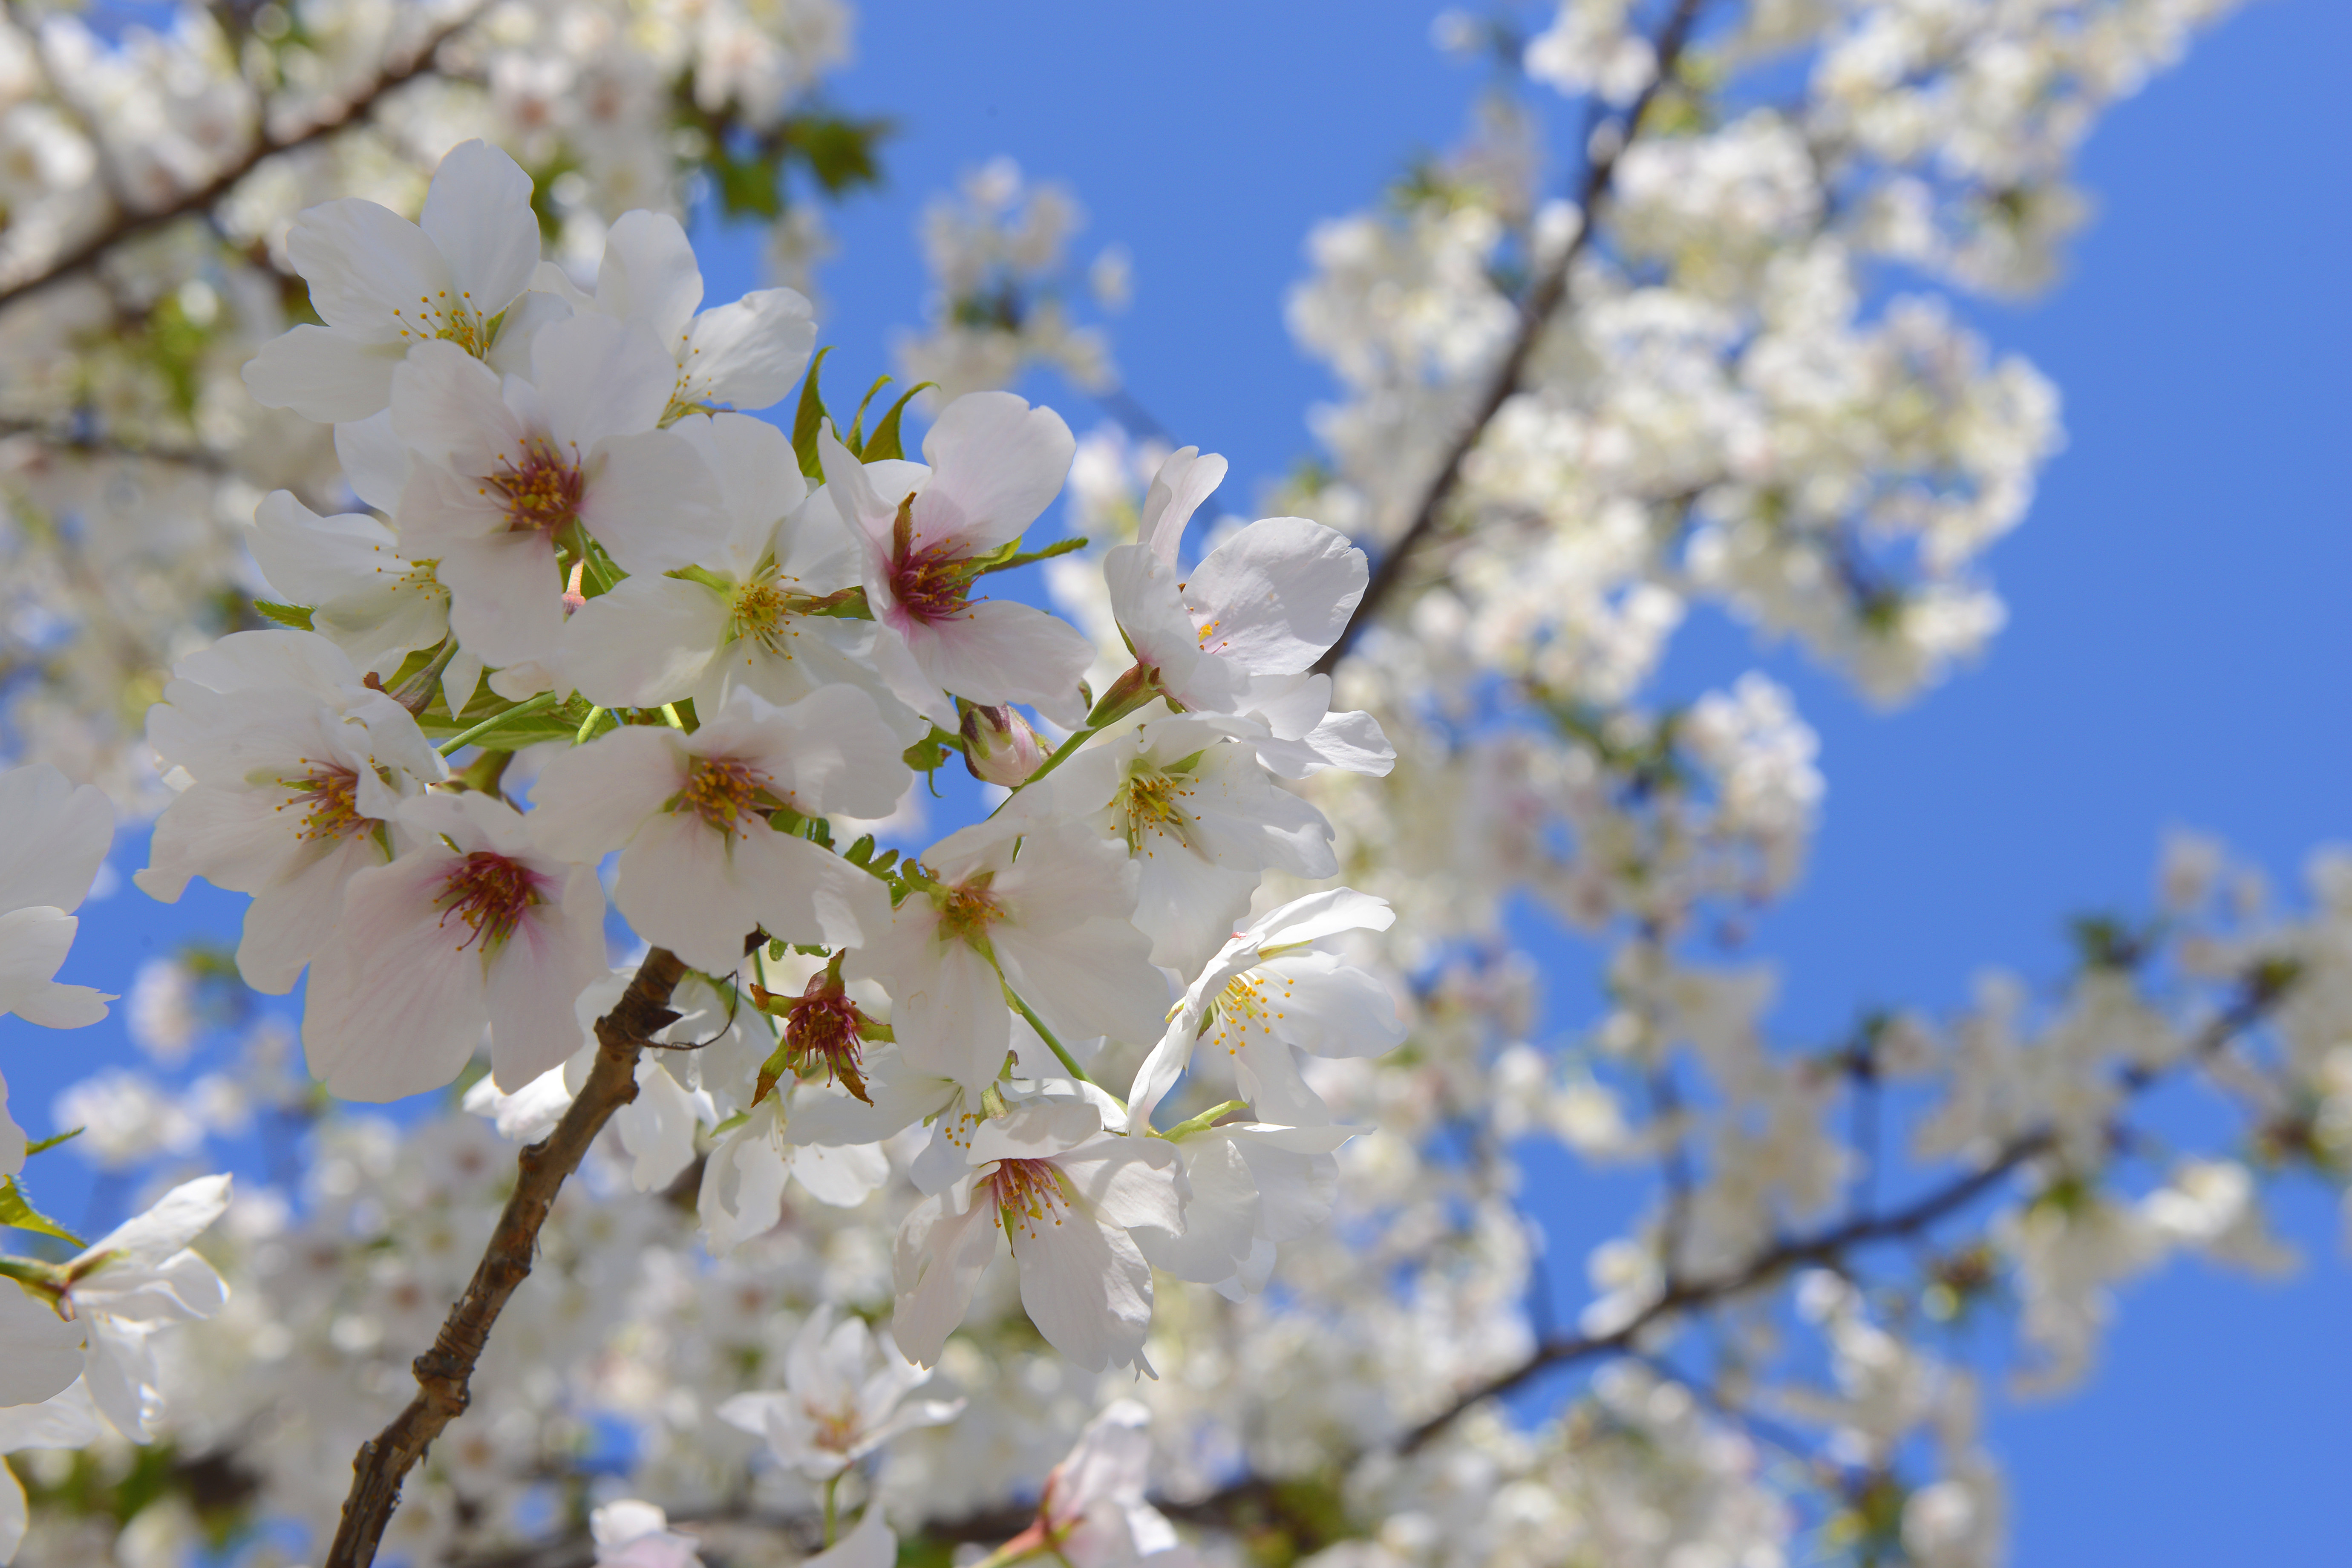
<box><xmin>321</xmin><ymin>946</ymin><xmax>689</xmax><ymax>1568</ymax></box>
<box><xmin>0</xmin><ymin>5</ymin><xmax>488</xmax><ymax>311</ymax></box>
<box><xmin>1311</xmin><ymin>0</ymin><xmax>1710</xmax><ymax>677</ymax></box>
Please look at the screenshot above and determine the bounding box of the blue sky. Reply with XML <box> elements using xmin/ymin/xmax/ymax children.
<box><xmin>11</xmin><ymin>1</ymin><xmax>2348</xmax><ymax>1561</ymax></box>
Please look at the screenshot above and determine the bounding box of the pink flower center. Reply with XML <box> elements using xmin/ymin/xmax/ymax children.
<box><xmin>279</xmin><ymin>765</ymin><xmax>369</xmax><ymax>843</ymax></box>
<box><xmin>784</xmin><ymin>987</ymin><xmax>870</xmax><ymax>1101</ymax></box>
<box><xmin>680</xmin><ymin>756</ymin><xmax>768</xmax><ymax>835</ymax></box>
<box><xmin>990</xmin><ymin>1157</ymin><xmax>1069</xmax><ymax>1243</ymax></box>
<box><xmin>490</xmin><ymin>440</ymin><xmax>585</xmax><ymax>535</ymax></box>
<box><xmin>889</xmin><ymin>539</ymin><xmax>976</xmax><ymax>623</ymax></box>
<box><xmin>435</xmin><ymin>850</ymin><xmax>542</xmax><ymax>952</ymax></box>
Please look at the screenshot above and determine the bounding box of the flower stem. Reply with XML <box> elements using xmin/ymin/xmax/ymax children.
<box><xmin>823</xmin><ymin>1474</ymin><xmax>839</xmax><ymax>1548</ymax></box>
<box><xmin>1003</xmin><ymin>986</ymin><xmax>1121</xmax><ymax>1109</ymax></box>
<box><xmin>435</xmin><ymin>691</ymin><xmax>558</xmax><ymax>755</ymax></box>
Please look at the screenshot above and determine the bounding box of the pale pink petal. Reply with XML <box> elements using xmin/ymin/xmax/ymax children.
<box><xmin>532</xmin><ymin>314</ymin><xmax>676</xmax><ymax>451</ymax></box>
<box><xmin>0</xmin><ymin>765</ymin><xmax>112</xmax><ymax>913</ymax></box>
<box><xmin>890</xmin><ymin>1189</ymin><xmax>1000</xmax><ymax>1367</ymax></box>
<box><xmin>236</xmin><ymin>834</ymin><xmax>383</xmax><ymax>994</ymax></box>
<box><xmin>1008</xmin><ymin>1203</ymin><xmax>1153</xmax><ymax>1372</ymax></box>
<box><xmin>913</xmin><ymin>392</ymin><xmax>1075</xmax><ymax>552</ymax></box>
<box><xmin>992</xmin><ymin>918</ymin><xmax>1165</xmax><ymax>1049</ymax></box>
<box><xmin>241</xmin><ymin>327</ymin><xmax>402</xmax><ymax>422</ymax></box>
<box><xmin>560</xmin><ymin>576</ymin><xmax>728</xmax><ymax>708</ymax></box>
<box><xmin>595</xmin><ymin>210</ymin><xmax>705</xmax><ymax>345</ymax></box>
<box><xmin>1186</xmin><ymin>516</ymin><xmax>1367</xmax><ymax>673</ymax></box>
<box><xmin>301</xmin><ymin>853</ymin><xmax>488</xmax><ymax>1101</ymax></box>
<box><xmin>417</xmin><ymin>139</ymin><xmax>539</xmax><ymax>313</ymax></box>
<box><xmin>578</xmin><ymin>427</ymin><xmax>729</xmax><ymax>576</ymax></box>
<box><xmin>525</xmin><ymin>726</ymin><xmax>684</xmax><ymax>862</ymax></box>
<box><xmin>902</xmin><ymin>597</ymin><xmax>1094</xmax><ymax>714</ymax></box>
<box><xmin>334</xmin><ymin>410</ymin><xmax>412</xmax><ymax>513</ymax></box>
<box><xmin>483</xmin><ymin>864</ymin><xmax>608</xmax><ymax>1090</ymax></box>
<box><xmin>1138</xmin><ymin>446</ymin><xmax>1227</xmax><ymax>565</ymax></box>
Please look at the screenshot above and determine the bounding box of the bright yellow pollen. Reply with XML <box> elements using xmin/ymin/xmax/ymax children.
<box><xmin>1120</xmin><ymin>770</ymin><xmax>1195</xmax><ymax>856</ymax></box>
<box><xmin>991</xmin><ymin>1157</ymin><xmax>1069</xmax><ymax>1244</ymax></box>
<box><xmin>680</xmin><ymin>757</ymin><xmax>767</xmax><ymax>835</ymax></box>
<box><xmin>274</xmin><ymin>764</ymin><xmax>370</xmax><ymax>843</ymax></box>
<box><xmin>1211</xmin><ymin>971</ymin><xmax>1294</xmax><ymax>1056</ymax></box>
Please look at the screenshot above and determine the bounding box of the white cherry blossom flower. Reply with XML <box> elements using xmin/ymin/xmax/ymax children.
<box><xmin>698</xmin><ymin>1097</ymin><xmax>891</xmax><ymax>1250</ymax></box>
<box><xmin>558</xmin><ymin>411</ymin><xmax>919</xmax><ymax>737</ymax></box>
<box><xmin>548</xmin><ymin>208</ymin><xmax>819</xmax><ymax>419</ymax></box>
<box><xmin>390</xmin><ymin>313</ymin><xmax>727</xmax><ymax>670</ymax></box>
<box><xmin>302</xmin><ymin>791</ymin><xmax>605</xmax><ymax>1101</ymax></box>
<box><xmin>242</xmin><ymin>139</ymin><xmax>546</xmax><ymax>422</ymax></box>
<box><xmin>136</xmin><ymin>630</ymin><xmax>444</xmax><ymax>994</ymax></box>
<box><xmin>10</xmin><ymin>1175</ymin><xmax>234</xmax><ymax>1442</ymax></box>
<box><xmin>715</xmin><ymin>1302</ymin><xmax>963</xmax><ymax>1479</ymax></box>
<box><xmin>529</xmin><ymin>686</ymin><xmax>905</xmax><ymax>973</ymax></box>
<box><xmin>1130</xmin><ymin>1119</ymin><xmax>1354</xmax><ymax>1302</ymax></box>
<box><xmin>815</xmin><ymin>394</ymin><xmax>1097</xmax><ymax>725</ymax></box>
<box><xmin>1015</xmin><ymin>712</ymin><xmax>1339</xmax><ymax>975</ymax></box>
<box><xmin>589</xmin><ymin>1499</ymin><xmax>702</xmax><ymax>1568</ymax></box>
<box><xmin>0</xmin><ymin>763</ymin><xmax>114</xmax><ymax>1029</ymax></box>
<box><xmin>1129</xmin><ymin>888</ymin><xmax>1406</xmax><ymax>1131</ymax></box>
<box><xmin>249</xmin><ymin>490</ymin><xmax>455</xmax><ymax>689</ymax></box>
<box><xmin>892</xmin><ymin>1098</ymin><xmax>1185</xmax><ymax>1373</ymax></box>
<box><xmin>990</xmin><ymin>1399</ymin><xmax>1188</xmax><ymax>1568</ymax></box>
<box><xmin>855</xmin><ymin>817</ymin><xmax>1164</xmax><ymax>1098</ymax></box>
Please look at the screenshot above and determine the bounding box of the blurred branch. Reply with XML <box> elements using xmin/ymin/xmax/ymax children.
<box><xmin>0</xmin><ymin>4</ymin><xmax>489</xmax><ymax>310</ymax></box>
<box><xmin>1312</xmin><ymin>0</ymin><xmax>1711</xmax><ymax>675</ymax></box>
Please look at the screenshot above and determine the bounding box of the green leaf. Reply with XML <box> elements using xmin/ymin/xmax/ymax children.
<box><xmin>845</xmin><ymin>375</ymin><xmax>893</xmax><ymax>455</ymax></box>
<box><xmin>860</xmin><ymin>381</ymin><xmax>931</xmax><ymax>463</ymax></box>
<box><xmin>782</xmin><ymin>113</ymin><xmax>891</xmax><ymax>196</ymax></box>
<box><xmin>974</xmin><ymin>535</ymin><xmax>1088</xmax><ymax>576</ymax></box>
<box><xmin>251</xmin><ymin>600</ymin><xmax>315</xmax><ymax>631</ymax></box>
<box><xmin>22</xmin><ymin>1128</ymin><xmax>82</xmax><ymax>1158</ymax></box>
<box><xmin>903</xmin><ymin>726</ymin><xmax>960</xmax><ymax>775</ymax></box>
<box><xmin>0</xmin><ymin>1176</ymin><xmax>85</xmax><ymax>1248</ymax></box>
<box><xmin>791</xmin><ymin>346</ymin><xmax>835</xmax><ymax>479</ymax></box>
<box><xmin>707</xmin><ymin>144</ymin><xmax>787</xmax><ymax>220</ymax></box>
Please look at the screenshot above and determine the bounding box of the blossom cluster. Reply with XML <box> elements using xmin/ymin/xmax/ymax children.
<box><xmin>0</xmin><ymin>3</ymin><xmax>2328</xmax><ymax>1568</ymax></box>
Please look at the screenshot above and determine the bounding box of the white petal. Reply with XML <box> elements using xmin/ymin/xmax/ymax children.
<box><xmin>334</xmin><ymin>410</ymin><xmax>412</xmax><ymax>512</ymax></box>
<box><xmin>790</xmin><ymin>1141</ymin><xmax>889</xmax><ymax>1206</ymax></box>
<box><xmin>578</xmin><ymin>427</ymin><xmax>729</xmax><ymax>576</ymax></box>
<box><xmin>560</xmin><ymin>576</ymin><xmax>728</xmax><ymax>708</ymax></box>
<box><xmin>1008</xmin><ymin>1202</ymin><xmax>1153</xmax><ymax>1373</ymax></box>
<box><xmin>0</xmin><ymin>1287</ymin><xmax>86</xmax><ymax>1407</ymax></box>
<box><xmin>902</xmin><ymin>597</ymin><xmax>1095</xmax><ymax>717</ymax></box>
<box><xmin>680</xmin><ymin>288</ymin><xmax>816</xmax><ymax>411</ymax></box>
<box><xmin>914</xmin><ymin>392</ymin><xmax>1075</xmax><ymax>552</ymax></box>
<box><xmin>390</xmin><ymin>340</ymin><xmax>527</xmax><ymax>478</ymax></box>
<box><xmin>734</xmin><ymin>827</ymin><xmax>893</xmax><ymax>950</ymax></box>
<box><xmin>595</xmin><ymin>210</ymin><xmax>705</xmax><ymax>345</ymax></box>
<box><xmin>417</xmin><ymin>139</ymin><xmax>540</xmax><ymax>314</ymax></box>
<box><xmin>890</xmin><ymin>1189</ymin><xmax>1000</xmax><ymax>1367</ymax></box>
<box><xmin>0</xmin><ymin>765</ymin><xmax>112</xmax><ymax>914</ymax></box>
<box><xmin>439</xmin><ymin>531</ymin><xmax>568</xmax><ymax>669</ymax></box>
<box><xmin>526</xmin><ymin>726</ymin><xmax>683</xmax><ymax>862</ymax></box>
<box><xmin>613</xmin><ymin>810</ymin><xmax>765</xmax><ymax>975</ymax></box>
<box><xmin>1186</xmin><ymin>516</ymin><xmax>1368</xmax><ymax>674</ymax></box>
<box><xmin>531</xmin><ymin>314</ymin><xmax>676</xmax><ymax>450</ymax></box>
<box><xmin>1138</xmin><ymin>446</ymin><xmax>1227</xmax><ymax>565</ymax></box>
<box><xmin>287</xmin><ymin>198</ymin><xmax>447</xmax><ymax>340</ymax></box>
<box><xmin>242</xmin><ymin>327</ymin><xmax>403</xmax><ymax>422</ymax></box>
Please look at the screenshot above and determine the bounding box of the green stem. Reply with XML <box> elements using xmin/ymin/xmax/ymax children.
<box><xmin>1159</xmin><ymin>1099</ymin><xmax>1250</xmax><ymax>1139</ymax></box>
<box><xmin>436</xmin><ymin>692</ymin><xmax>558</xmax><ymax>755</ymax></box>
<box><xmin>1003</xmin><ymin>986</ymin><xmax>1118</xmax><ymax>1104</ymax></box>
<box><xmin>989</xmin><ymin>725</ymin><xmax>1096</xmax><ymax>816</ymax></box>
<box><xmin>573</xmin><ymin>706</ymin><xmax>605</xmax><ymax>744</ymax></box>
<box><xmin>822</xmin><ymin>1474</ymin><xmax>839</xmax><ymax>1548</ymax></box>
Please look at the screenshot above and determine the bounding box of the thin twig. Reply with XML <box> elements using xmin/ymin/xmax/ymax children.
<box><xmin>1311</xmin><ymin>0</ymin><xmax>1710</xmax><ymax>677</ymax></box>
<box><xmin>321</xmin><ymin>946</ymin><xmax>689</xmax><ymax>1568</ymax></box>
<box><xmin>0</xmin><ymin>5</ymin><xmax>488</xmax><ymax>310</ymax></box>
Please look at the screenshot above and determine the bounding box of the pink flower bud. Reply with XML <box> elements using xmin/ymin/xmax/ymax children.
<box><xmin>960</xmin><ymin>703</ymin><xmax>1046</xmax><ymax>786</ymax></box>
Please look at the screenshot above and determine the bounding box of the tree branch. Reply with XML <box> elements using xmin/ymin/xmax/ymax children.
<box><xmin>321</xmin><ymin>946</ymin><xmax>689</xmax><ymax>1568</ymax></box>
<box><xmin>0</xmin><ymin>5</ymin><xmax>488</xmax><ymax>311</ymax></box>
<box><xmin>1311</xmin><ymin>0</ymin><xmax>1710</xmax><ymax>677</ymax></box>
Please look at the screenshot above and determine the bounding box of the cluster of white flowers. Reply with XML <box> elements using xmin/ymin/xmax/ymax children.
<box><xmin>1</xmin><ymin>3</ymin><xmax>2332</xmax><ymax>1567</ymax></box>
<box><xmin>0</xmin><ymin>0</ymin><xmax>860</xmax><ymax>803</ymax></box>
<box><xmin>894</xmin><ymin>156</ymin><xmax>1130</xmax><ymax>404</ymax></box>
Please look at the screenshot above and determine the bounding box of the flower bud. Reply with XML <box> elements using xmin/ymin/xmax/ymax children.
<box><xmin>960</xmin><ymin>702</ymin><xmax>1046</xmax><ymax>786</ymax></box>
